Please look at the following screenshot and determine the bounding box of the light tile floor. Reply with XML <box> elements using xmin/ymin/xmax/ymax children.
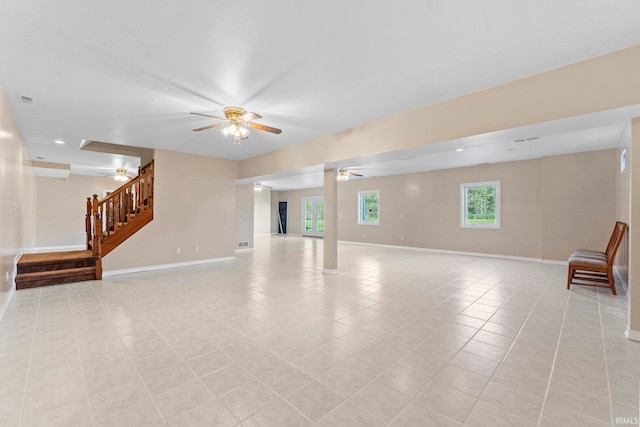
<box><xmin>1</xmin><ymin>236</ymin><xmax>639</xmax><ymax>426</ymax></box>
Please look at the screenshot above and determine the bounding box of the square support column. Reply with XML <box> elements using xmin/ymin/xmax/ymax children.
<box><xmin>323</xmin><ymin>169</ymin><xmax>338</xmax><ymax>274</ymax></box>
<box><xmin>627</xmin><ymin>118</ymin><xmax>640</xmax><ymax>340</ymax></box>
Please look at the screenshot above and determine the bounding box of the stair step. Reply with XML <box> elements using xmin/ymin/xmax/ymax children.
<box><xmin>16</xmin><ymin>267</ymin><xmax>96</xmax><ymax>289</ymax></box>
<box><xmin>19</xmin><ymin>250</ymin><xmax>94</xmax><ymax>266</ymax></box>
<box><xmin>18</xmin><ymin>251</ymin><xmax>96</xmax><ymax>273</ymax></box>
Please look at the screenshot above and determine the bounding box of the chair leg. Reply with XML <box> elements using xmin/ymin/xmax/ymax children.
<box><xmin>567</xmin><ymin>265</ymin><xmax>574</xmax><ymax>290</ymax></box>
<box><xmin>608</xmin><ymin>271</ymin><xmax>616</xmax><ymax>295</ymax></box>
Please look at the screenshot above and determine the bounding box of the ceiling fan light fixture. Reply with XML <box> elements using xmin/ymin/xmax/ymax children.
<box><xmin>337</xmin><ymin>169</ymin><xmax>349</xmax><ymax>181</ymax></box>
<box><xmin>114</xmin><ymin>168</ymin><xmax>130</xmax><ymax>182</ymax></box>
<box><xmin>254</xmin><ymin>182</ymin><xmax>263</xmax><ymax>192</ymax></box>
<box><xmin>221</xmin><ymin>122</ymin><xmax>249</xmax><ymax>141</ymax></box>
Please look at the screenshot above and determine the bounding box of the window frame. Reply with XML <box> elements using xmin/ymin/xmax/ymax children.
<box><xmin>460</xmin><ymin>180</ymin><xmax>501</xmax><ymax>229</ymax></box>
<box><xmin>357</xmin><ymin>190</ymin><xmax>380</xmax><ymax>225</ymax></box>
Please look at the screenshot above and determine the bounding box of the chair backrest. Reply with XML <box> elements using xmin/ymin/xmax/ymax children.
<box><xmin>607</xmin><ymin>221</ymin><xmax>627</xmax><ymax>263</ymax></box>
<box><xmin>604</xmin><ymin>221</ymin><xmax>624</xmax><ymax>257</ymax></box>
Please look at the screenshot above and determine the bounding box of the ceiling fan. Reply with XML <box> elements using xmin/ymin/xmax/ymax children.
<box><xmin>98</xmin><ymin>168</ymin><xmax>136</xmax><ymax>182</ymax></box>
<box><xmin>337</xmin><ymin>168</ymin><xmax>363</xmax><ymax>181</ymax></box>
<box><xmin>191</xmin><ymin>107</ymin><xmax>282</xmax><ymax>141</ymax></box>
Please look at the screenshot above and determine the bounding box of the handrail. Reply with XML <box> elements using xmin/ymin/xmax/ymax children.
<box><xmin>86</xmin><ymin>161</ymin><xmax>154</xmax><ymax>258</ymax></box>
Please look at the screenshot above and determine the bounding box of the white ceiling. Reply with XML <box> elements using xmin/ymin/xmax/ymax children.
<box><xmin>1</xmin><ymin>1</ymin><xmax>640</xmax><ymax>189</ymax></box>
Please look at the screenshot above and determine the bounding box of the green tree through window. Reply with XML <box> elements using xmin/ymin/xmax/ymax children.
<box><xmin>461</xmin><ymin>181</ymin><xmax>500</xmax><ymax>228</ymax></box>
<box><xmin>358</xmin><ymin>190</ymin><xmax>380</xmax><ymax>224</ymax></box>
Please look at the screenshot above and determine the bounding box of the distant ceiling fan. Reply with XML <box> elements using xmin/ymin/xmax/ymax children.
<box><xmin>191</xmin><ymin>107</ymin><xmax>282</xmax><ymax>142</ymax></box>
<box><xmin>337</xmin><ymin>168</ymin><xmax>363</xmax><ymax>181</ymax></box>
<box><xmin>98</xmin><ymin>168</ymin><xmax>136</xmax><ymax>182</ymax></box>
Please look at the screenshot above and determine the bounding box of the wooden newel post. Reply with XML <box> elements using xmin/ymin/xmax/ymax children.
<box><xmin>92</xmin><ymin>194</ymin><xmax>102</xmax><ymax>258</ymax></box>
<box><xmin>86</xmin><ymin>197</ymin><xmax>92</xmax><ymax>250</ymax></box>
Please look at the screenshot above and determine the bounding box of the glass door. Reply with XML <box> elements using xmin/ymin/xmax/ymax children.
<box><xmin>302</xmin><ymin>197</ymin><xmax>324</xmax><ymax>237</ymax></box>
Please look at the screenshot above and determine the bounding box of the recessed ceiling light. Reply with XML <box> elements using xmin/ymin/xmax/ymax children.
<box><xmin>54</xmin><ymin>140</ymin><xmax>65</xmax><ymax>145</ymax></box>
<box><xmin>456</xmin><ymin>148</ymin><xmax>464</xmax><ymax>152</ymax></box>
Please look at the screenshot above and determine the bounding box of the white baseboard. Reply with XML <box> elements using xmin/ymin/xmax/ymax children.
<box><xmin>613</xmin><ymin>266</ymin><xmax>629</xmax><ymax>297</ymax></box>
<box><xmin>34</xmin><ymin>245</ymin><xmax>85</xmax><ymax>253</ymax></box>
<box><xmin>235</xmin><ymin>248</ymin><xmax>254</xmax><ymax>252</ymax></box>
<box><xmin>625</xmin><ymin>326</ymin><xmax>640</xmax><ymax>342</ymax></box>
<box><xmin>323</xmin><ymin>268</ymin><xmax>338</xmax><ymax>275</ymax></box>
<box><xmin>103</xmin><ymin>256</ymin><xmax>235</xmax><ymax>277</ymax></box>
<box><xmin>0</xmin><ymin>253</ymin><xmax>21</xmax><ymax>322</ymax></box>
<box><xmin>338</xmin><ymin>240</ymin><xmax>567</xmax><ymax>265</ymax></box>
<box><xmin>0</xmin><ymin>287</ymin><xmax>15</xmax><ymax>323</ymax></box>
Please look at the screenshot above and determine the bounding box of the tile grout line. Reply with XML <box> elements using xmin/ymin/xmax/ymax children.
<box><xmin>89</xmin><ymin>280</ymin><xmax>170</xmax><ymax>425</ymax></box>
<box><xmin>384</xmin><ymin>274</ymin><xmax>546</xmax><ymax>426</ymax></box>
<box><xmin>67</xmin><ymin>283</ymin><xmax>99</xmax><ymax>426</ymax></box>
<box><xmin>457</xmin><ymin>274</ymin><xmax>556</xmax><ymax>425</ymax></box>
<box><xmin>18</xmin><ymin>288</ymin><xmax>41</xmax><ymax>427</ymax></box>
<box><xmin>535</xmin><ymin>285</ymin><xmax>572</xmax><ymax>427</ymax></box>
<box><xmin>596</xmin><ymin>288</ymin><xmax>615</xmax><ymax>426</ymax></box>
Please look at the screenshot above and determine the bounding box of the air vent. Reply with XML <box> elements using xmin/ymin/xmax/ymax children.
<box><xmin>514</xmin><ymin>136</ymin><xmax>539</xmax><ymax>143</ymax></box>
<box><xmin>237</xmin><ymin>241</ymin><xmax>249</xmax><ymax>248</ymax></box>
<box><xmin>20</xmin><ymin>96</ymin><xmax>34</xmax><ymax>104</ymax></box>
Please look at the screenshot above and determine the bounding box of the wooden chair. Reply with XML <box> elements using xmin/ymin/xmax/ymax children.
<box><xmin>571</xmin><ymin>221</ymin><xmax>623</xmax><ymax>260</ymax></box>
<box><xmin>567</xmin><ymin>221</ymin><xmax>627</xmax><ymax>295</ymax></box>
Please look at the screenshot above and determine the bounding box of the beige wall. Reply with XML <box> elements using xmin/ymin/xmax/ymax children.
<box><xmin>337</xmin><ymin>159</ymin><xmax>545</xmax><ymax>257</ymax></box>
<box><xmin>540</xmin><ymin>150</ymin><xmax>617</xmax><ymax>260</ymax></box>
<box><xmin>253</xmin><ymin>189</ymin><xmax>271</xmax><ymax>235</ymax></box>
<box><xmin>0</xmin><ymin>86</ymin><xmax>36</xmax><ymax>319</ymax></box>
<box><xmin>280</xmin><ymin>150</ymin><xmax>617</xmax><ymax>261</ymax></box>
<box><xmin>236</xmin><ymin>184</ymin><xmax>254</xmax><ymax>249</ymax></box>
<box><xmin>277</xmin><ymin>187</ymin><xmax>324</xmax><ymax>235</ymax></box>
<box><xmin>102</xmin><ymin>149</ymin><xmax>238</xmax><ymax>272</ymax></box>
<box><xmin>240</xmin><ymin>44</ymin><xmax>640</xmax><ymax>180</ymax></box>
<box><xmin>35</xmin><ymin>175</ymin><xmax>116</xmax><ymax>248</ymax></box>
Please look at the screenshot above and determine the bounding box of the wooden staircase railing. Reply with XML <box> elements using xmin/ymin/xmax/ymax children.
<box><xmin>86</xmin><ymin>161</ymin><xmax>154</xmax><ymax>276</ymax></box>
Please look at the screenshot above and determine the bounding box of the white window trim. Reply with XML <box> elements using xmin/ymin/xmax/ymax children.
<box><xmin>460</xmin><ymin>180</ymin><xmax>501</xmax><ymax>229</ymax></box>
<box><xmin>358</xmin><ymin>190</ymin><xmax>380</xmax><ymax>225</ymax></box>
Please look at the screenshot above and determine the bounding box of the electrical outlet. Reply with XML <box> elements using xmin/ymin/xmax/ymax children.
<box><xmin>176</xmin><ymin>248</ymin><xmax>181</xmax><ymax>254</ymax></box>
<box><xmin>401</xmin><ymin>236</ymin><xmax>404</xmax><ymax>240</ymax></box>
<box><xmin>195</xmin><ymin>246</ymin><xmax>199</xmax><ymax>252</ymax></box>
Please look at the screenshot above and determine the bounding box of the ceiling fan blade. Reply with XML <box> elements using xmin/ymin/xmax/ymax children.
<box><xmin>348</xmin><ymin>172</ymin><xmax>363</xmax><ymax>177</ymax></box>
<box><xmin>193</xmin><ymin>123</ymin><xmax>224</xmax><ymax>132</ymax></box>
<box><xmin>247</xmin><ymin>122</ymin><xmax>282</xmax><ymax>134</ymax></box>
<box><xmin>190</xmin><ymin>112</ymin><xmax>224</xmax><ymax>119</ymax></box>
<box><xmin>241</xmin><ymin>112</ymin><xmax>262</xmax><ymax>121</ymax></box>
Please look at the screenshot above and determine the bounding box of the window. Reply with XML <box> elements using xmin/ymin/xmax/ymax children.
<box><xmin>358</xmin><ymin>190</ymin><xmax>380</xmax><ymax>225</ymax></box>
<box><xmin>460</xmin><ymin>181</ymin><xmax>500</xmax><ymax>228</ymax></box>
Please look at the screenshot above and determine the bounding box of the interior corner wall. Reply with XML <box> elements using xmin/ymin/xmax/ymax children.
<box><xmin>35</xmin><ymin>175</ymin><xmax>117</xmax><ymax>249</ymax></box>
<box><xmin>539</xmin><ymin>150</ymin><xmax>617</xmax><ymax>260</ymax></box>
<box><xmin>102</xmin><ymin>149</ymin><xmax>238</xmax><ymax>272</ymax></box>
<box><xmin>236</xmin><ymin>184</ymin><xmax>254</xmax><ymax>249</ymax></box>
<box><xmin>253</xmin><ymin>188</ymin><xmax>271</xmax><ymax>236</ymax></box>
<box><xmin>616</xmin><ymin>125</ymin><xmax>632</xmax><ymax>289</ymax></box>
<box><xmin>277</xmin><ymin>187</ymin><xmax>324</xmax><ymax>235</ymax></box>
<box><xmin>0</xmin><ymin>85</ymin><xmax>36</xmax><ymax>320</ymax></box>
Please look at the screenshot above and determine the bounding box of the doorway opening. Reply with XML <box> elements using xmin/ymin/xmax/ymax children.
<box><xmin>302</xmin><ymin>197</ymin><xmax>324</xmax><ymax>237</ymax></box>
<box><xmin>278</xmin><ymin>201</ymin><xmax>287</xmax><ymax>234</ymax></box>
